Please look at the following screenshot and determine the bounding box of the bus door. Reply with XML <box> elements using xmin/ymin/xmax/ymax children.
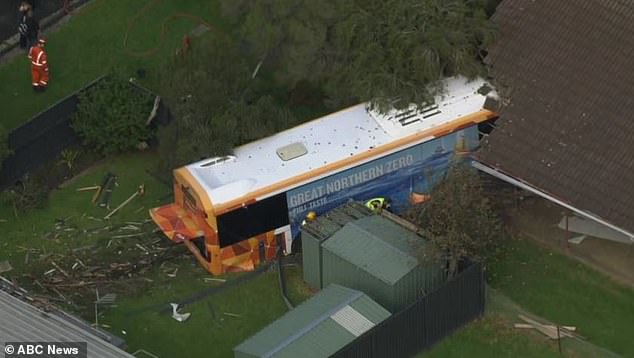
<box><xmin>274</xmin><ymin>225</ymin><xmax>292</xmax><ymax>255</ymax></box>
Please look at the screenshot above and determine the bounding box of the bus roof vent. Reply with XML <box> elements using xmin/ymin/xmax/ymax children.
<box><xmin>199</xmin><ymin>155</ymin><xmax>236</xmax><ymax>167</ymax></box>
<box><xmin>276</xmin><ymin>142</ymin><xmax>308</xmax><ymax>161</ymax></box>
<box><xmin>390</xmin><ymin>104</ymin><xmax>441</xmax><ymax>126</ymax></box>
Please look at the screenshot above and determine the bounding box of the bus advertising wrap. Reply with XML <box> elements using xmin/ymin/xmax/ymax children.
<box><xmin>286</xmin><ymin>128</ymin><xmax>479</xmax><ymax>238</ymax></box>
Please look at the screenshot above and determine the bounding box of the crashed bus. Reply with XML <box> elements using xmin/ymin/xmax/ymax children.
<box><xmin>150</xmin><ymin>76</ymin><xmax>498</xmax><ymax>275</ymax></box>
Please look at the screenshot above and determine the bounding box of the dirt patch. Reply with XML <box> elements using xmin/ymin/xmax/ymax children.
<box><xmin>503</xmin><ymin>196</ymin><xmax>634</xmax><ymax>287</ymax></box>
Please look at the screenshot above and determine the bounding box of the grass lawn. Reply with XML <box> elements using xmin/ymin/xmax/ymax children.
<box><xmin>102</xmin><ymin>265</ymin><xmax>312</xmax><ymax>358</ymax></box>
<box><xmin>0</xmin><ymin>150</ymin><xmax>169</xmax><ymax>275</ymax></box>
<box><xmin>0</xmin><ymin>149</ymin><xmax>314</xmax><ymax>358</ymax></box>
<box><xmin>0</xmin><ymin>0</ymin><xmax>227</xmax><ymax>130</ymax></box>
<box><xmin>420</xmin><ymin>314</ymin><xmax>560</xmax><ymax>358</ymax></box>
<box><xmin>421</xmin><ymin>287</ymin><xmax>622</xmax><ymax>358</ymax></box>
<box><xmin>487</xmin><ymin>237</ymin><xmax>634</xmax><ymax>357</ymax></box>
<box><xmin>420</xmin><ymin>237</ymin><xmax>633</xmax><ymax>358</ymax></box>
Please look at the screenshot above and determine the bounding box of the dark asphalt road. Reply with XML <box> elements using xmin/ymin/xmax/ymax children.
<box><xmin>0</xmin><ymin>0</ymin><xmax>63</xmax><ymax>42</ymax></box>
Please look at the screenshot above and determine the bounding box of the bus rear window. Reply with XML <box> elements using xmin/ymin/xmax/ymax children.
<box><xmin>217</xmin><ymin>193</ymin><xmax>289</xmax><ymax>248</ymax></box>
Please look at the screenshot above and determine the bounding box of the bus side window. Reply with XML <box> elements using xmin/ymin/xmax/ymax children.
<box><xmin>216</xmin><ymin>193</ymin><xmax>290</xmax><ymax>248</ymax></box>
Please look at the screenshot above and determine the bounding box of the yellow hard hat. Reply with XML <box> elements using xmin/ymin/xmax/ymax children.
<box><xmin>306</xmin><ymin>211</ymin><xmax>317</xmax><ymax>221</ymax></box>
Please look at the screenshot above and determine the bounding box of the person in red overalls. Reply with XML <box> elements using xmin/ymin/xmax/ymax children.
<box><xmin>27</xmin><ymin>38</ymin><xmax>49</xmax><ymax>92</ymax></box>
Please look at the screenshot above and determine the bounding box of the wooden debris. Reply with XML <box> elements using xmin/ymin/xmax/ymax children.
<box><xmin>44</xmin><ymin>269</ymin><xmax>57</xmax><ymax>276</ymax></box>
<box><xmin>167</xmin><ymin>268</ymin><xmax>178</xmax><ymax>278</ymax></box>
<box><xmin>96</xmin><ymin>293</ymin><xmax>117</xmax><ymax>305</ymax></box>
<box><xmin>516</xmin><ymin>315</ymin><xmax>575</xmax><ymax>339</ymax></box>
<box><xmin>50</xmin><ymin>262</ymin><xmax>69</xmax><ymax>277</ymax></box>
<box><xmin>121</xmin><ymin>224</ymin><xmax>141</xmax><ymax>231</ymax></box>
<box><xmin>34</xmin><ymin>280</ymin><xmax>45</xmax><ymax>290</ymax></box>
<box><xmin>39</xmin><ymin>253</ymin><xmax>52</xmax><ymax>261</ymax></box>
<box><xmin>76</xmin><ymin>185</ymin><xmax>101</xmax><ymax>192</ymax></box>
<box><xmin>52</xmin><ymin>287</ymin><xmax>68</xmax><ymax>302</ymax></box>
<box><xmin>104</xmin><ymin>184</ymin><xmax>145</xmax><ymax>219</ymax></box>
<box><xmin>203</xmin><ymin>278</ymin><xmax>226</xmax><ymax>283</ymax></box>
<box><xmin>0</xmin><ymin>275</ymin><xmax>13</xmax><ymax>285</ymax></box>
<box><xmin>0</xmin><ymin>260</ymin><xmax>13</xmax><ymax>274</ymax></box>
<box><xmin>146</xmin><ymin>96</ymin><xmax>161</xmax><ymax>125</ymax></box>
<box><xmin>112</xmin><ymin>233</ymin><xmax>144</xmax><ymax>239</ymax></box>
<box><xmin>135</xmin><ymin>244</ymin><xmax>149</xmax><ymax>252</ymax></box>
<box><xmin>223</xmin><ymin>312</ymin><xmax>241</xmax><ymax>318</ymax></box>
<box><xmin>72</xmin><ymin>245</ymin><xmax>95</xmax><ymax>253</ymax></box>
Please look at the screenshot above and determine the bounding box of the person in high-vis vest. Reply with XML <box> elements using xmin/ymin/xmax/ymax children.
<box><xmin>301</xmin><ymin>211</ymin><xmax>317</xmax><ymax>226</ymax></box>
<box><xmin>28</xmin><ymin>38</ymin><xmax>48</xmax><ymax>92</ymax></box>
<box><xmin>365</xmin><ymin>197</ymin><xmax>391</xmax><ymax>214</ymax></box>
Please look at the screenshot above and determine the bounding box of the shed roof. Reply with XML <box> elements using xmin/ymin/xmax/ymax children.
<box><xmin>185</xmin><ymin>76</ymin><xmax>494</xmax><ymax>206</ymax></box>
<box><xmin>476</xmin><ymin>0</ymin><xmax>634</xmax><ymax>236</ymax></box>
<box><xmin>233</xmin><ymin>284</ymin><xmax>390</xmax><ymax>358</ymax></box>
<box><xmin>302</xmin><ymin>202</ymin><xmax>374</xmax><ymax>241</ymax></box>
<box><xmin>0</xmin><ymin>290</ymin><xmax>134</xmax><ymax>358</ymax></box>
<box><xmin>322</xmin><ymin>216</ymin><xmax>423</xmax><ymax>285</ymax></box>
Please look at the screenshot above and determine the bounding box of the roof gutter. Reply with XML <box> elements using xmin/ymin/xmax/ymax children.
<box><xmin>472</xmin><ymin>161</ymin><xmax>634</xmax><ymax>243</ymax></box>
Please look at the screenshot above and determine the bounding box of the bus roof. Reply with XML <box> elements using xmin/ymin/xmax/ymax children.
<box><xmin>184</xmin><ymin>76</ymin><xmax>496</xmax><ymax>209</ymax></box>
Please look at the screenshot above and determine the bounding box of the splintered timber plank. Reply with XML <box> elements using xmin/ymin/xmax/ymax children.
<box><xmin>518</xmin><ymin>315</ymin><xmax>574</xmax><ymax>339</ymax></box>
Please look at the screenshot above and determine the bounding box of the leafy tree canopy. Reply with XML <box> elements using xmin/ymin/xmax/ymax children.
<box><xmin>156</xmin><ymin>35</ymin><xmax>297</xmax><ymax>178</ymax></box>
<box><xmin>405</xmin><ymin>162</ymin><xmax>502</xmax><ymax>278</ymax></box>
<box><xmin>224</xmin><ymin>0</ymin><xmax>496</xmax><ymax>111</ymax></box>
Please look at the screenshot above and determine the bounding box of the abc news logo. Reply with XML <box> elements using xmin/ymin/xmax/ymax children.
<box><xmin>4</xmin><ymin>342</ymin><xmax>86</xmax><ymax>357</ymax></box>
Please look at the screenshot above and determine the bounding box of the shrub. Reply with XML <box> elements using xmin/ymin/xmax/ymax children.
<box><xmin>72</xmin><ymin>74</ymin><xmax>155</xmax><ymax>156</ymax></box>
<box><xmin>1</xmin><ymin>174</ymin><xmax>49</xmax><ymax>216</ymax></box>
<box><xmin>404</xmin><ymin>163</ymin><xmax>503</xmax><ymax>278</ymax></box>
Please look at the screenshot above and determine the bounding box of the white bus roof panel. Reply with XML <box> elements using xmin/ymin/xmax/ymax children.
<box><xmin>185</xmin><ymin>76</ymin><xmax>495</xmax><ymax>206</ymax></box>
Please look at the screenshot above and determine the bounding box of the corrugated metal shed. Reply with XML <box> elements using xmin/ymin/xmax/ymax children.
<box><xmin>0</xmin><ymin>290</ymin><xmax>134</xmax><ymax>358</ymax></box>
<box><xmin>302</xmin><ymin>202</ymin><xmax>373</xmax><ymax>289</ymax></box>
<box><xmin>233</xmin><ymin>284</ymin><xmax>390</xmax><ymax>358</ymax></box>
<box><xmin>322</xmin><ymin>215</ymin><xmax>446</xmax><ymax>312</ymax></box>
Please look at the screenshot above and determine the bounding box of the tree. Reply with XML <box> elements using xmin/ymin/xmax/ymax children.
<box><xmin>405</xmin><ymin>162</ymin><xmax>502</xmax><ymax>278</ymax></box>
<box><xmin>156</xmin><ymin>35</ymin><xmax>298</xmax><ymax>179</ymax></box>
<box><xmin>224</xmin><ymin>0</ymin><xmax>496</xmax><ymax>111</ymax></box>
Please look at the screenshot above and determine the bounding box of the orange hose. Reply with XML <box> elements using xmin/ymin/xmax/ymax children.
<box><xmin>60</xmin><ymin>0</ymin><xmax>225</xmax><ymax>57</ymax></box>
<box><xmin>122</xmin><ymin>0</ymin><xmax>226</xmax><ymax>57</ymax></box>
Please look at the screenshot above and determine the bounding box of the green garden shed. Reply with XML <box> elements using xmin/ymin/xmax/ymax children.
<box><xmin>233</xmin><ymin>284</ymin><xmax>390</xmax><ymax>358</ymax></box>
<box><xmin>321</xmin><ymin>215</ymin><xmax>447</xmax><ymax>312</ymax></box>
<box><xmin>302</xmin><ymin>202</ymin><xmax>373</xmax><ymax>289</ymax></box>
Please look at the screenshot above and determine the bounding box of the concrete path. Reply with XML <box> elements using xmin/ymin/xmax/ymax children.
<box><xmin>506</xmin><ymin>197</ymin><xmax>634</xmax><ymax>287</ymax></box>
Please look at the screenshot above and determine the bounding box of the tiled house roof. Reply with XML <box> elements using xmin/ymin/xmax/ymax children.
<box><xmin>477</xmin><ymin>0</ymin><xmax>634</xmax><ymax>234</ymax></box>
